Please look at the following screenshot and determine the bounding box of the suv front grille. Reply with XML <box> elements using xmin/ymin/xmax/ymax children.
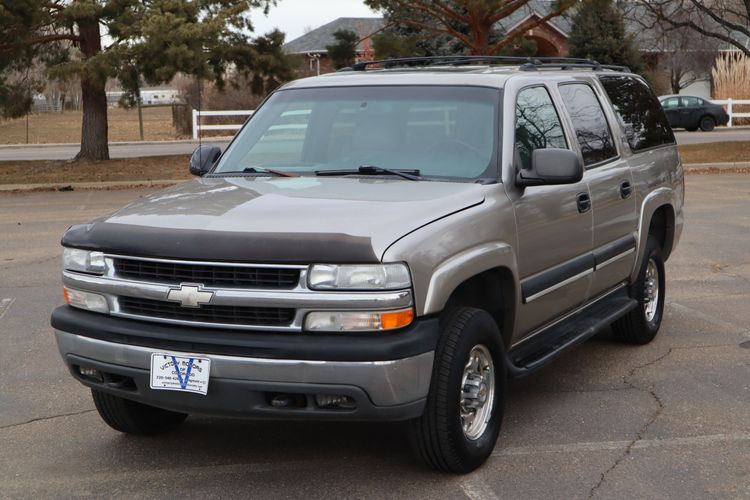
<box><xmin>113</xmin><ymin>258</ymin><xmax>300</xmax><ymax>289</ymax></box>
<box><xmin>118</xmin><ymin>296</ymin><xmax>295</xmax><ymax>327</ymax></box>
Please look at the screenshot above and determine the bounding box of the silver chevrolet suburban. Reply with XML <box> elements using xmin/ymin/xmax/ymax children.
<box><xmin>52</xmin><ymin>56</ymin><xmax>683</xmax><ymax>473</ymax></box>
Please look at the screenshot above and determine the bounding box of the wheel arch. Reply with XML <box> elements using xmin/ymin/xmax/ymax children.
<box><xmin>632</xmin><ymin>188</ymin><xmax>677</xmax><ymax>281</ymax></box>
<box><xmin>421</xmin><ymin>242</ymin><xmax>519</xmax><ymax>350</ymax></box>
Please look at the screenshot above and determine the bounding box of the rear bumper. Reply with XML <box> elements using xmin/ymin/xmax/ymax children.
<box><xmin>53</xmin><ymin>307</ymin><xmax>438</xmax><ymax>421</ymax></box>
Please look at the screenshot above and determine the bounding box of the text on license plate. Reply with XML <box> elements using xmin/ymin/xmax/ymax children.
<box><xmin>150</xmin><ymin>353</ymin><xmax>211</xmax><ymax>395</ymax></box>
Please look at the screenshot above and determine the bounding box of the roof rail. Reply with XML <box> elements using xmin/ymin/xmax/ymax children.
<box><xmin>340</xmin><ymin>55</ymin><xmax>629</xmax><ymax>73</ymax></box>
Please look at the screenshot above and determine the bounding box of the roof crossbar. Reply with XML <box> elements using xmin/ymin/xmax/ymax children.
<box><xmin>341</xmin><ymin>56</ymin><xmax>629</xmax><ymax>73</ymax></box>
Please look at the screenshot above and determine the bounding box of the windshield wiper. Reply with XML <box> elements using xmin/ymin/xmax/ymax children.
<box><xmin>242</xmin><ymin>167</ymin><xmax>299</xmax><ymax>177</ymax></box>
<box><xmin>315</xmin><ymin>165</ymin><xmax>421</xmax><ymax>181</ymax></box>
<box><xmin>212</xmin><ymin>167</ymin><xmax>298</xmax><ymax>177</ymax></box>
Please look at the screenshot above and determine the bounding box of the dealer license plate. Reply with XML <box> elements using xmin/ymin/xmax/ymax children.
<box><xmin>150</xmin><ymin>353</ymin><xmax>211</xmax><ymax>395</ymax></box>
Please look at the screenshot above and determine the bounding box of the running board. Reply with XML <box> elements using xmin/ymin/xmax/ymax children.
<box><xmin>506</xmin><ymin>289</ymin><xmax>637</xmax><ymax>378</ymax></box>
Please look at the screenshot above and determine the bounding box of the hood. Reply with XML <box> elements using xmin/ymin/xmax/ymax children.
<box><xmin>62</xmin><ymin>176</ymin><xmax>485</xmax><ymax>263</ymax></box>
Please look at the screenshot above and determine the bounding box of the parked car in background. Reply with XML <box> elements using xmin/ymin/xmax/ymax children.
<box><xmin>659</xmin><ymin>95</ymin><xmax>729</xmax><ymax>131</ymax></box>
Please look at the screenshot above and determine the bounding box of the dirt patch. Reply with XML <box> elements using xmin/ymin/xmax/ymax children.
<box><xmin>0</xmin><ymin>156</ymin><xmax>191</xmax><ymax>185</ymax></box>
<box><xmin>678</xmin><ymin>141</ymin><xmax>750</xmax><ymax>165</ymax></box>
<box><xmin>0</xmin><ymin>107</ymin><xmax>182</xmax><ymax>144</ymax></box>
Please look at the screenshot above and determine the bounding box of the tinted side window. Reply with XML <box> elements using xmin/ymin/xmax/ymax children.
<box><xmin>558</xmin><ymin>83</ymin><xmax>618</xmax><ymax>166</ymax></box>
<box><xmin>599</xmin><ymin>76</ymin><xmax>675</xmax><ymax>152</ymax></box>
<box><xmin>682</xmin><ymin>96</ymin><xmax>700</xmax><ymax>107</ymax></box>
<box><xmin>514</xmin><ymin>86</ymin><xmax>567</xmax><ymax>170</ymax></box>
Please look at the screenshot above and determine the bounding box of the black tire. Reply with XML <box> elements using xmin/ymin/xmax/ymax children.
<box><xmin>410</xmin><ymin>307</ymin><xmax>505</xmax><ymax>473</ymax></box>
<box><xmin>699</xmin><ymin>116</ymin><xmax>715</xmax><ymax>132</ymax></box>
<box><xmin>612</xmin><ymin>236</ymin><xmax>665</xmax><ymax>344</ymax></box>
<box><xmin>92</xmin><ymin>389</ymin><xmax>187</xmax><ymax>435</ymax></box>
<box><xmin>685</xmin><ymin>127</ymin><xmax>698</xmax><ymax>132</ymax></box>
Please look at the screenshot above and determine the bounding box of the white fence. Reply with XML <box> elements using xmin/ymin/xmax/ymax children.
<box><xmin>712</xmin><ymin>99</ymin><xmax>750</xmax><ymax>127</ymax></box>
<box><xmin>192</xmin><ymin>109</ymin><xmax>254</xmax><ymax>140</ymax></box>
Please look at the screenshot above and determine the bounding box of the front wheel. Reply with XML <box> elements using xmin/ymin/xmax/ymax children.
<box><xmin>410</xmin><ymin>307</ymin><xmax>505</xmax><ymax>473</ymax></box>
<box><xmin>612</xmin><ymin>236</ymin><xmax>666</xmax><ymax>344</ymax></box>
<box><xmin>92</xmin><ymin>389</ymin><xmax>188</xmax><ymax>435</ymax></box>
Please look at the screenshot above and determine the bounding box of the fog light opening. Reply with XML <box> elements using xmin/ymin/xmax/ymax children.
<box><xmin>315</xmin><ymin>394</ymin><xmax>356</xmax><ymax>410</ymax></box>
<box><xmin>269</xmin><ymin>393</ymin><xmax>307</xmax><ymax>409</ymax></box>
<box><xmin>77</xmin><ymin>365</ymin><xmax>104</xmax><ymax>383</ymax></box>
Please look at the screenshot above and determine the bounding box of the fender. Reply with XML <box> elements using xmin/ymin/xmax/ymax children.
<box><xmin>422</xmin><ymin>241</ymin><xmax>519</xmax><ymax>316</ymax></box>
<box><xmin>631</xmin><ymin>187</ymin><xmax>678</xmax><ymax>281</ymax></box>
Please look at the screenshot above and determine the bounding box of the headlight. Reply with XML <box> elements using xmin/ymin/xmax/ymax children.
<box><xmin>307</xmin><ymin>263</ymin><xmax>411</xmax><ymax>290</ymax></box>
<box><xmin>63</xmin><ymin>287</ymin><xmax>109</xmax><ymax>314</ymax></box>
<box><xmin>304</xmin><ymin>308</ymin><xmax>414</xmax><ymax>332</ymax></box>
<box><xmin>62</xmin><ymin>248</ymin><xmax>105</xmax><ymax>274</ymax></box>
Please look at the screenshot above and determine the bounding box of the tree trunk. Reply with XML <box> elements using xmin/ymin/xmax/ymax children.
<box><xmin>74</xmin><ymin>21</ymin><xmax>109</xmax><ymax>161</ymax></box>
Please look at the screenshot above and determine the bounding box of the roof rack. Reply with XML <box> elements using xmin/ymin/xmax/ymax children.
<box><xmin>341</xmin><ymin>56</ymin><xmax>629</xmax><ymax>73</ymax></box>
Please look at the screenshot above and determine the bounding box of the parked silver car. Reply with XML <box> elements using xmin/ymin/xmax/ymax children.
<box><xmin>52</xmin><ymin>56</ymin><xmax>683</xmax><ymax>473</ymax></box>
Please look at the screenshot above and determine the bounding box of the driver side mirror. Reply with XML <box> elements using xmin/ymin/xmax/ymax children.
<box><xmin>516</xmin><ymin>148</ymin><xmax>583</xmax><ymax>188</ymax></box>
<box><xmin>189</xmin><ymin>145</ymin><xmax>222</xmax><ymax>176</ymax></box>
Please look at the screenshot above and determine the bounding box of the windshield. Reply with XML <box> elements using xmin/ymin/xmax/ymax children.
<box><xmin>213</xmin><ymin>85</ymin><xmax>500</xmax><ymax>180</ymax></box>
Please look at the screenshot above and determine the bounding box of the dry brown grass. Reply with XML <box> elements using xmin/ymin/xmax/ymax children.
<box><xmin>712</xmin><ymin>53</ymin><xmax>750</xmax><ymax>125</ymax></box>
<box><xmin>0</xmin><ymin>142</ymin><xmax>746</xmax><ymax>186</ymax></box>
<box><xmin>0</xmin><ymin>106</ymin><xmax>181</xmax><ymax>144</ymax></box>
<box><xmin>678</xmin><ymin>141</ymin><xmax>750</xmax><ymax>164</ymax></box>
<box><xmin>0</xmin><ymin>155</ymin><xmax>191</xmax><ymax>185</ymax></box>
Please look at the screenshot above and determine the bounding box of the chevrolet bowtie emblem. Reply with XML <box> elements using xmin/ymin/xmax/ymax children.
<box><xmin>166</xmin><ymin>284</ymin><xmax>214</xmax><ymax>308</ymax></box>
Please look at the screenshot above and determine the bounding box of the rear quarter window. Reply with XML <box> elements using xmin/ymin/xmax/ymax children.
<box><xmin>599</xmin><ymin>76</ymin><xmax>675</xmax><ymax>152</ymax></box>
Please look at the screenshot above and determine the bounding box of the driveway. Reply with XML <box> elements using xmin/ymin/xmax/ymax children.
<box><xmin>0</xmin><ymin>175</ymin><xmax>749</xmax><ymax>498</ymax></box>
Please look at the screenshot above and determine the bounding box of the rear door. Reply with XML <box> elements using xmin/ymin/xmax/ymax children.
<box><xmin>680</xmin><ymin>96</ymin><xmax>702</xmax><ymax>129</ymax></box>
<box><xmin>558</xmin><ymin>80</ymin><xmax>636</xmax><ymax>298</ymax></box>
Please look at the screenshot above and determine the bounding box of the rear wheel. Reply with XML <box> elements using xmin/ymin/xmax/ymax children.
<box><xmin>410</xmin><ymin>307</ymin><xmax>505</xmax><ymax>473</ymax></box>
<box><xmin>612</xmin><ymin>236</ymin><xmax>665</xmax><ymax>344</ymax></box>
<box><xmin>92</xmin><ymin>389</ymin><xmax>187</xmax><ymax>435</ymax></box>
<box><xmin>700</xmin><ymin>116</ymin><xmax>716</xmax><ymax>132</ymax></box>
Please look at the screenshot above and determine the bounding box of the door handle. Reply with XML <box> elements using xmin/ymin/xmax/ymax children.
<box><xmin>619</xmin><ymin>181</ymin><xmax>633</xmax><ymax>199</ymax></box>
<box><xmin>576</xmin><ymin>192</ymin><xmax>591</xmax><ymax>213</ymax></box>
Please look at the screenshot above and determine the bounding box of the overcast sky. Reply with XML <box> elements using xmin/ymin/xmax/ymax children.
<box><xmin>249</xmin><ymin>0</ymin><xmax>381</xmax><ymax>42</ymax></box>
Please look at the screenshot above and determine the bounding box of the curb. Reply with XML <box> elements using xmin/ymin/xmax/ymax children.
<box><xmin>683</xmin><ymin>161</ymin><xmax>750</xmax><ymax>170</ymax></box>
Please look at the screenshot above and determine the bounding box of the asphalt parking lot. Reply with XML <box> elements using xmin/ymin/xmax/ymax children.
<box><xmin>1</xmin><ymin>175</ymin><xmax>748</xmax><ymax>498</ymax></box>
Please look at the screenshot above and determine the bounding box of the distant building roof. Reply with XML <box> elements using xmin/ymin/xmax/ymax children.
<box><xmin>283</xmin><ymin>17</ymin><xmax>385</xmax><ymax>54</ymax></box>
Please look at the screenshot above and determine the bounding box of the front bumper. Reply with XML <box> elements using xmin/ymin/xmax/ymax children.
<box><xmin>52</xmin><ymin>307</ymin><xmax>439</xmax><ymax>421</ymax></box>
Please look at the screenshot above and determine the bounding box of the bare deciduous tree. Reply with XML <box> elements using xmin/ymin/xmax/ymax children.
<box><xmin>636</xmin><ymin>0</ymin><xmax>750</xmax><ymax>58</ymax></box>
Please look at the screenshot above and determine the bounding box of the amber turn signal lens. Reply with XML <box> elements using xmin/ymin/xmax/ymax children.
<box><xmin>380</xmin><ymin>308</ymin><xmax>414</xmax><ymax>330</ymax></box>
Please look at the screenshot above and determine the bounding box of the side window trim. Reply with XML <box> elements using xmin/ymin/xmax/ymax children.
<box><xmin>558</xmin><ymin>81</ymin><xmax>620</xmax><ymax>169</ymax></box>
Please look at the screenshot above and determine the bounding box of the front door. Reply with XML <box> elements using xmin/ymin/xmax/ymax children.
<box><xmin>510</xmin><ymin>85</ymin><xmax>594</xmax><ymax>338</ymax></box>
<box><xmin>661</xmin><ymin>96</ymin><xmax>681</xmax><ymax>128</ymax></box>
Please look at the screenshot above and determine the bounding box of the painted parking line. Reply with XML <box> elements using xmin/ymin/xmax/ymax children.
<box><xmin>0</xmin><ymin>298</ymin><xmax>14</xmax><ymax>320</ymax></box>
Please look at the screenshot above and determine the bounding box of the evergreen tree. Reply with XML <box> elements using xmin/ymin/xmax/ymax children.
<box><xmin>326</xmin><ymin>30</ymin><xmax>359</xmax><ymax>69</ymax></box>
<box><xmin>0</xmin><ymin>0</ymin><xmax>294</xmax><ymax>161</ymax></box>
<box><xmin>568</xmin><ymin>0</ymin><xmax>644</xmax><ymax>72</ymax></box>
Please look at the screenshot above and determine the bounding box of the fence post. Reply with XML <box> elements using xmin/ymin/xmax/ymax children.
<box><xmin>727</xmin><ymin>98</ymin><xmax>733</xmax><ymax>128</ymax></box>
<box><xmin>192</xmin><ymin>109</ymin><xmax>199</xmax><ymax>140</ymax></box>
